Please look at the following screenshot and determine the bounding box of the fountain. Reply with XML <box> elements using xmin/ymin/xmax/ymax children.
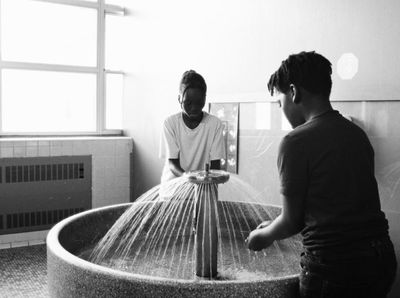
<box><xmin>47</xmin><ymin>168</ymin><xmax>301</xmax><ymax>297</ymax></box>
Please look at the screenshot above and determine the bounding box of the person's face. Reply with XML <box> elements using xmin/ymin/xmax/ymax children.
<box><xmin>179</xmin><ymin>88</ymin><xmax>206</xmax><ymax>120</ymax></box>
<box><xmin>275</xmin><ymin>88</ymin><xmax>305</xmax><ymax>128</ymax></box>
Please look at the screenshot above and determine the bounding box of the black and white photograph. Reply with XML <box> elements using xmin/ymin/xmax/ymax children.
<box><xmin>0</xmin><ymin>0</ymin><xmax>399</xmax><ymax>297</ymax></box>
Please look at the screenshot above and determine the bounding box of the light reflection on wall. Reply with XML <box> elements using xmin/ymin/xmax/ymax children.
<box><xmin>337</xmin><ymin>53</ymin><xmax>359</xmax><ymax>80</ymax></box>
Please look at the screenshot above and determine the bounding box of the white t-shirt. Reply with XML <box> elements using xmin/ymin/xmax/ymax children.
<box><xmin>160</xmin><ymin>112</ymin><xmax>225</xmax><ymax>182</ymax></box>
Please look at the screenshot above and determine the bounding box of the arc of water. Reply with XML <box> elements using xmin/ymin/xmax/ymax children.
<box><xmin>91</xmin><ymin>178</ymin><xmax>192</xmax><ymax>270</ymax></box>
<box><xmin>173</xmin><ymin>197</ymin><xmax>195</xmax><ymax>278</ymax></box>
<box><xmin>154</xmin><ymin>182</ymin><xmax>195</xmax><ymax>266</ymax></box>
<box><xmin>90</xmin><ymin>191</ymin><xmax>157</xmax><ymax>263</ymax></box>
<box><xmin>118</xmin><ymin>200</ymin><xmax>165</xmax><ymax>263</ymax></box>
<box><xmin>245</xmin><ymin>198</ymin><xmax>295</xmax><ymax>272</ymax></box>
<box><xmin>141</xmin><ymin>186</ymin><xmax>187</xmax><ymax>262</ymax></box>
<box><xmin>228</xmin><ymin>202</ymin><xmax>251</xmax><ymax>265</ymax></box>
<box><xmin>224</xmin><ymin>202</ymin><xmax>242</xmax><ymax>266</ymax></box>
<box><xmin>150</xmin><ymin>201</ymin><xmax>184</xmax><ymax>263</ymax></box>
<box><xmin>167</xmin><ymin>187</ymin><xmax>195</xmax><ymax>277</ymax></box>
<box><xmin>142</xmin><ymin>180</ymin><xmax>190</xmax><ymax>252</ymax></box>
<box><xmin>212</xmin><ymin>185</ymin><xmax>225</xmax><ymax>272</ymax></box>
<box><xmin>219</xmin><ymin>201</ymin><xmax>239</xmax><ymax>273</ymax></box>
<box><xmin>209</xmin><ymin>183</ymin><xmax>221</xmax><ymax>278</ymax></box>
<box><xmin>182</xmin><ymin>203</ymin><xmax>196</xmax><ymax>278</ymax></box>
<box><xmin>111</xmin><ymin>185</ymin><xmax>162</xmax><ymax>258</ymax></box>
<box><xmin>126</xmin><ymin>197</ymin><xmax>171</xmax><ymax>268</ymax></box>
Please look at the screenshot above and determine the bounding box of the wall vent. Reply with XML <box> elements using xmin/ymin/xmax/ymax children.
<box><xmin>5</xmin><ymin>208</ymin><xmax>84</xmax><ymax>230</ymax></box>
<box><xmin>4</xmin><ymin>163</ymin><xmax>84</xmax><ymax>184</ymax></box>
<box><xmin>0</xmin><ymin>156</ymin><xmax>91</xmax><ymax>235</ymax></box>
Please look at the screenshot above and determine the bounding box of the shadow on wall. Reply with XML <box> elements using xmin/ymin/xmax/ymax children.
<box><xmin>131</xmin><ymin>141</ymin><xmax>164</xmax><ymax>201</ymax></box>
<box><xmin>131</xmin><ymin>142</ymin><xmax>145</xmax><ymax>201</ymax></box>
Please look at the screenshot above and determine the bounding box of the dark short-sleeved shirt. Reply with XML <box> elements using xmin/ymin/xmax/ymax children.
<box><xmin>278</xmin><ymin>110</ymin><xmax>388</xmax><ymax>251</ymax></box>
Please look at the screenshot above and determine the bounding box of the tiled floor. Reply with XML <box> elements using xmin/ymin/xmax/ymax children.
<box><xmin>0</xmin><ymin>244</ymin><xmax>48</xmax><ymax>298</ymax></box>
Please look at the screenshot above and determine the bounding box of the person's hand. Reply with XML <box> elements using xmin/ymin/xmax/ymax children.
<box><xmin>245</xmin><ymin>223</ymin><xmax>274</xmax><ymax>251</ymax></box>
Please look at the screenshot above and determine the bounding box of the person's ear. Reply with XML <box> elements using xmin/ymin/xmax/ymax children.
<box><xmin>289</xmin><ymin>84</ymin><xmax>301</xmax><ymax>104</ymax></box>
<box><xmin>178</xmin><ymin>95</ymin><xmax>182</xmax><ymax>104</ymax></box>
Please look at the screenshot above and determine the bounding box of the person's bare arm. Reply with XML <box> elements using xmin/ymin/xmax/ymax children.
<box><xmin>246</xmin><ymin>193</ymin><xmax>305</xmax><ymax>251</ymax></box>
<box><xmin>168</xmin><ymin>158</ymin><xmax>185</xmax><ymax>177</ymax></box>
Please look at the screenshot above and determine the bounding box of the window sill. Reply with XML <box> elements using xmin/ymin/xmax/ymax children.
<box><xmin>0</xmin><ymin>130</ymin><xmax>124</xmax><ymax>139</ymax></box>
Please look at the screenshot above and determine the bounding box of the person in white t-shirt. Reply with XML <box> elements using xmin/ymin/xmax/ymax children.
<box><xmin>160</xmin><ymin>70</ymin><xmax>225</xmax><ymax>183</ymax></box>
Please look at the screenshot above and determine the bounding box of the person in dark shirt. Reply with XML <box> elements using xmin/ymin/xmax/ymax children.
<box><xmin>246</xmin><ymin>51</ymin><xmax>397</xmax><ymax>298</ymax></box>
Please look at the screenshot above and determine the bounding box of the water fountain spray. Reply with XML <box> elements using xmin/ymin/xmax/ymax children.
<box><xmin>186</xmin><ymin>163</ymin><xmax>230</xmax><ymax>278</ymax></box>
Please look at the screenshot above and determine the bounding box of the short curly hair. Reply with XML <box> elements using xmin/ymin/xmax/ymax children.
<box><xmin>179</xmin><ymin>70</ymin><xmax>207</xmax><ymax>96</ymax></box>
<box><xmin>267</xmin><ymin>51</ymin><xmax>332</xmax><ymax>97</ymax></box>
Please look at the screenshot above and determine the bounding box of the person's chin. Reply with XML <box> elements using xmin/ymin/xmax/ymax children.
<box><xmin>189</xmin><ymin>114</ymin><xmax>202</xmax><ymax>120</ymax></box>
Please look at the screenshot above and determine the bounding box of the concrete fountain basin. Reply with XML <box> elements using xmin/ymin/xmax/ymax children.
<box><xmin>47</xmin><ymin>202</ymin><xmax>301</xmax><ymax>298</ymax></box>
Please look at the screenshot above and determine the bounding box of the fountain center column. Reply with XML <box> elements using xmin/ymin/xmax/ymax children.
<box><xmin>186</xmin><ymin>166</ymin><xmax>229</xmax><ymax>278</ymax></box>
<box><xmin>195</xmin><ymin>182</ymin><xmax>218</xmax><ymax>278</ymax></box>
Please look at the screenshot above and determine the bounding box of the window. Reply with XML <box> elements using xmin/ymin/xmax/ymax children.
<box><xmin>0</xmin><ymin>0</ymin><xmax>125</xmax><ymax>135</ymax></box>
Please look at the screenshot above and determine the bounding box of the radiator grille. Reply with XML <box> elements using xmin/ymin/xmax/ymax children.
<box><xmin>5</xmin><ymin>208</ymin><xmax>84</xmax><ymax>229</ymax></box>
<box><xmin>3</xmin><ymin>163</ymin><xmax>84</xmax><ymax>184</ymax></box>
<box><xmin>0</xmin><ymin>156</ymin><xmax>91</xmax><ymax>234</ymax></box>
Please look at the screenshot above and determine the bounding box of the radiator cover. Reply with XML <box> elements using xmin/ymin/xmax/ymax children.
<box><xmin>0</xmin><ymin>155</ymin><xmax>92</xmax><ymax>234</ymax></box>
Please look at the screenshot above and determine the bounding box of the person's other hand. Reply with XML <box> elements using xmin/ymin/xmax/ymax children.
<box><xmin>245</xmin><ymin>227</ymin><xmax>274</xmax><ymax>251</ymax></box>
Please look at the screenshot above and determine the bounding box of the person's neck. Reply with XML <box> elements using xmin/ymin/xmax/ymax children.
<box><xmin>302</xmin><ymin>96</ymin><xmax>333</xmax><ymax>122</ymax></box>
<box><xmin>182</xmin><ymin>112</ymin><xmax>204</xmax><ymax>129</ymax></box>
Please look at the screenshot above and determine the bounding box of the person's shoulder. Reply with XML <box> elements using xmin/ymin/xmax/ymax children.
<box><xmin>278</xmin><ymin>127</ymin><xmax>309</xmax><ymax>154</ymax></box>
<box><xmin>203</xmin><ymin>112</ymin><xmax>223</xmax><ymax>126</ymax></box>
<box><xmin>280</xmin><ymin>132</ymin><xmax>300</xmax><ymax>147</ymax></box>
<box><xmin>164</xmin><ymin>112</ymin><xmax>181</xmax><ymax>126</ymax></box>
<box><xmin>284</xmin><ymin>124</ymin><xmax>309</xmax><ymax>142</ymax></box>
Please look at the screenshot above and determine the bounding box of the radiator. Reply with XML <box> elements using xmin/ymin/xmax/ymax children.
<box><xmin>0</xmin><ymin>155</ymin><xmax>92</xmax><ymax>235</ymax></box>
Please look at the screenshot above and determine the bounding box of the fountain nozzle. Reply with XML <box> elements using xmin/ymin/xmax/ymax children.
<box><xmin>185</xmin><ymin>169</ymin><xmax>229</xmax><ymax>185</ymax></box>
<box><xmin>205</xmin><ymin>163</ymin><xmax>210</xmax><ymax>176</ymax></box>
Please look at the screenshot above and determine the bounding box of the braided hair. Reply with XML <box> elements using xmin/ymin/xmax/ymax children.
<box><xmin>267</xmin><ymin>51</ymin><xmax>332</xmax><ymax>97</ymax></box>
<box><xmin>179</xmin><ymin>70</ymin><xmax>207</xmax><ymax>96</ymax></box>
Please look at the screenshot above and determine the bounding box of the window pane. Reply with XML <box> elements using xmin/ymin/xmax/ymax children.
<box><xmin>106</xmin><ymin>73</ymin><xmax>123</xmax><ymax>129</ymax></box>
<box><xmin>1</xmin><ymin>0</ymin><xmax>97</xmax><ymax>66</ymax></box>
<box><xmin>1</xmin><ymin>70</ymin><xmax>96</xmax><ymax>132</ymax></box>
<box><xmin>105</xmin><ymin>14</ymin><xmax>125</xmax><ymax>70</ymax></box>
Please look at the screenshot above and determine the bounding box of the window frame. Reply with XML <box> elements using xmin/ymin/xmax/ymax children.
<box><xmin>0</xmin><ymin>0</ymin><xmax>125</xmax><ymax>136</ymax></box>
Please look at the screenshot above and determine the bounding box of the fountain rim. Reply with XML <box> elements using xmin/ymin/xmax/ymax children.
<box><xmin>47</xmin><ymin>202</ymin><xmax>299</xmax><ymax>285</ymax></box>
